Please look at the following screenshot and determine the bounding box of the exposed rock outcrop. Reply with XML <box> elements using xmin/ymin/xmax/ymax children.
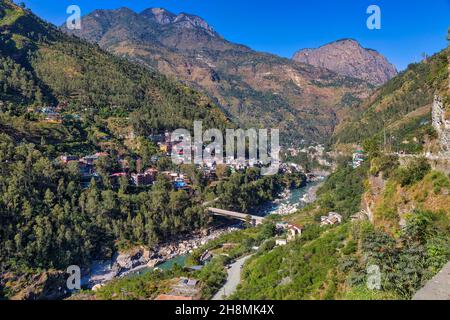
<box><xmin>293</xmin><ymin>39</ymin><xmax>397</xmax><ymax>86</ymax></box>
<box><xmin>432</xmin><ymin>95</ymin><xmax>450</xmax><ymax>156</ymax></box>
<box><xmin>0</xmin><ymin>271</ymin><xmax>69</xmax><ymax>300</ymax></box>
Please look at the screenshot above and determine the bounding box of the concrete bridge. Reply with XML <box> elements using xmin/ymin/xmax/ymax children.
<box><xmin>207</xmin><ymin>207</ymin><xmax>265</xmax><ymax>226</ymax></box>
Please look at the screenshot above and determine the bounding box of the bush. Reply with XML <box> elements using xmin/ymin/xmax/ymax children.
<box><xmin>394</xmin><ymin>157</ymin><xmax>431</xmax><ymax>186</ymax></box>
<box><xmin>428</xmin><ymin>171</ymin><xmax>450</xmax><ymax>194</ymax></box>
<box><xmin>259</xmin><ymin>239</ymin><xmax>276</xmax><ymax>252</ymax></box>
<box><xmin>370</xmin><ymin>155</ymin><xmax>400</xmax><ymax>178</ymax></box>
<box><xmin>316</xmin><ymin>162</ymin><xmax>368</xmax><ymax>219</ymax></box>
<box><xmin>256</xmin><ymin>223</ymin><xmax>276</xmax><ymax>241</ymax></box>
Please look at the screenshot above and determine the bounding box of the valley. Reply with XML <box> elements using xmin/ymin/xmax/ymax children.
<box><xmin>0</xmin><ymin>0</ymin><xmax>448</xmax><ymax>302</ymax></box>
<box><xmin>62</xmin><ymin>7</ymin><xmax>381</xmax><ymax>146</ymax></box>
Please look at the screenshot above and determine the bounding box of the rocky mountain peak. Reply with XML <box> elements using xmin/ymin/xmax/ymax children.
<box><xmin>138</xmin><ymin>8</ymin><xmax>217</xmax><ymax>35</ymax></box>
<box><xmin>60</xmin><ymin>6</ymin><xmax>374</xmax><ymax>145</ymax></box>
<box><xmin>172</xmin><ymin>12</ymin><xmax>217</xmax><ymax>36</ymax></box>
<box><xmin>140</xmin><ymin>7</ymin><xmax>176</xmax><ymax>25</ymax></box>
<box><xmin>109</xmin><ymin>7</ymin><xmax>136</xmax><ymax>17</ymax></box>
<box><xmin>293</xmin><ymin>39</ymin><xmax>397</xmax><ymax>86</ymax></box>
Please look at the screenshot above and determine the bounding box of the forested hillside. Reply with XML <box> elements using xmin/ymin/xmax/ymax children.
<box><xmin>0</xmin><ymin>0</ymin><xmax>230</xmax><ymax>133</ymax></box>
<box><xmin>334</xmin><ymin>47</ymin><xmax>449</xmax><ymax>153</ymax></box>
<box><xmin>231</xmin><ymin>45</ymin><xmax>450</xmax><ymax>299</ymax></box>
<box><xmin>0</xmin><ymin>134</ymin><xmax>208</xmax><ymax>271</ymax></box>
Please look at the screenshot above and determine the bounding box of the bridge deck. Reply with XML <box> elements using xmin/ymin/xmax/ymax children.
<box><xmin>207</xmin><ymin>207</ymin><xmax>265</xmax><ymax>224</ymax></box>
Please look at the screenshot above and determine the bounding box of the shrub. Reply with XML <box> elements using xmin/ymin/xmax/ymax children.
<box><xmin>342</xmin><ymin>240</ymin><xmax>357</xmax><ymax>255</ymax></box>
<box><xmin>394</xmin><ymin>157</ymin><xmax>431</xmax><ymax>186</ymax></box>
<box><xmin>260</xmin><ymin>239</ymin><xmax>276</xmax><ymax>252</ymax></box>
<box><xmin>370</xmin><ymin>155</ymin><xmax>400</xmax><ymax>178</ymax></box>
<box><xmin>428</xmin><ymin>171</ymin><xmax>450</xmax><ymax>194</ymax></box>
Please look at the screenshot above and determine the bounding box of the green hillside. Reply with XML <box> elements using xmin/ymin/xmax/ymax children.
<box><xmin>0</xmin><ymin>0</ymin><xmax>233</xmax><ymax>291</ymax></box>
<box><xmin>333</xmin><ymin>47</ymin><xmax>449</xmax><ymax>153</ymax></box>
<box><xmin>231</xmin><ymin>158</ymin><xmax>448</xmax><ymax>300</ymax></box>
<box><xmin>0</xmin><ymin>0</ymin><xmax>230</xmax><ymax>133</ymax></box>
<box><xmin>230</xmin><ymin>47</ymin><xmax>450</xmax><ymax>298</ymax></box>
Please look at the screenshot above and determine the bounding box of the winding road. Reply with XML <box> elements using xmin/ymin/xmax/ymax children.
<box><xmin>212</xmin><ymin>255</ymin><xmax>253</xmax><ymax>300</ymax></box>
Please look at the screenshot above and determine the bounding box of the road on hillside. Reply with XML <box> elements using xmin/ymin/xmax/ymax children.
<box><xmin>212</xmin><ymin>255</ymin><xmax>253</xmax><ymax>300</ymax></box>
<box><xmin>413</xmin><ymin>261</ymin><xmax>450</xmax><ymax>300</ymax></box>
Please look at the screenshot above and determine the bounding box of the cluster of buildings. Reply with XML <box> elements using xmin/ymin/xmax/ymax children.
<box><xmin>149</xmin><ymin>131</ymin><xmax>287</xmax><ymax>178</ymax></box>
<box><xmin>40</xmin><ymin>107</ymin><xmax>62</xmax><ymax>123</ymax></box>
<box><xmin>130</xmin><ymin>168</ymin><xmax>158</xmax><ymax>187</ymax></box>
<box><xmin>160</xmin><ymin>171</ymin><xmax>193</xmax><ymax>192</ymax></box>
<box><xmin>352</xmin><ymin>150</ymin><xmax>365</xmax><ymax>168</ymax></box>
<box><xmin>148</xmin><ymin>132</ymin><xmax>175</xmax><ymax>155</ymax></box>
<box><xmin>36</xmin><ymin>104</ymin><xmax>81</xmax><ymax>124</ymax></box>
<box><xmin>320</xmin><ymin>212</ymin><xmax>343</xmax><ymax>226</ymax></box>
<box><xmin>60</xmin><ymin>152</ymin><xmax>108</xmax><ymax>188</ymax></box>
<box><xmin>286</xmin><ymin>144</ymin><xmax>333</xmax><ymax>169</ymax></box>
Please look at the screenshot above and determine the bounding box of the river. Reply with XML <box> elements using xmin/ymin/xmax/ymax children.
<box><xmin>132</xmin><ymin>180</ymin><xmax>324</xmax><ymax>272</ymax></box>
<box><xmin>84</xmin><ymin>179</ymin><xmax>325</xmax><ymax>287</ymax></box>
<box><xmin>151</xmin><ymin>180</ymin><xmax>324</xmax><ymax>270</ymax></box>
<box><xmin>250</xmin><ymin>179</ymin><xmax>325</xmax><ymax>217</ymax></box>
<box><xmin>126</xmin><ymin>255</ymin><xmax>188</xmax><ymax>279</ymax></box>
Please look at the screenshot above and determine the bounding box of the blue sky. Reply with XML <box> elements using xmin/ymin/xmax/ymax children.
<box><xmin>16</xmin><ymin>0</ymin><xmax>450</xmax><ymax>70</ymax></box>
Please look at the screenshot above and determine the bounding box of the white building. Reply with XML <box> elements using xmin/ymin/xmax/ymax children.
<box><xmin>275</xmin><ymin>239</ymin><xmax>288</xmax><ymax>246</ymax></box>
<box><xmin>321</xmin><ymin>212</ymin><xmax>343</xmax><ymax>226</ymax></box>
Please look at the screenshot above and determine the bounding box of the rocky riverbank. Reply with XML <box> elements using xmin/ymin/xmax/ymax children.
<box><xmin>253</xmin><ymin>177</ymin><xmax>327</xmax><ymax>216</ymax></box>
<box><xmin>301</xmin><ymin>178</ymin><xmax>324</xmax><ymax>204</ymax></box>
<box><xmin>82</xmin><ymin>225</ymin><xmax>241</xmax><ymax>289</ymax></box>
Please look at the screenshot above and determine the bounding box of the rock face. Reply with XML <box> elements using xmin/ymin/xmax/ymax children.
<box><xmin>432</xmin><ymin>95</ymin><xmax>450</xmax><ymax>156</ymax></box>
<box><xmin>0</xmin><ymin>271</ymin><xmax>68</xmax><ymax>300</ymax></box>
<box><xmin>293</xmin><ymin>39</ymin><xmax>397</xmax><ymax>86</ymax></box>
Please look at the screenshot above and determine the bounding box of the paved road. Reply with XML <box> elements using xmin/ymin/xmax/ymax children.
<box><xmin>387</xmin><ymin>152</ymin><xmax>448</xmax><ymax>161</ymax></box>
<box><xmin>413</xmin><ymin>261</ymin><xmax>450</xmax><ymax>300</ymax></box>
<box><xmin>212</xmin><ymin>255</ymin><xmax>253</xmax><ymax>300</ymax></box>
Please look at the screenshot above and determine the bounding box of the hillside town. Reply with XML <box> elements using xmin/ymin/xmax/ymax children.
<box><xmin>56</xmin><ymin>127</ymin><xmax>309</xmax><ymax>191</ymax></box>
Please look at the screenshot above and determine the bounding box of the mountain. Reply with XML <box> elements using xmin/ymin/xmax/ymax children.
<box><xmin>62</xmin><ymin>8</ymin><xmax>374</xmax><ymax>146</ymax></box>
<box><xmin>333</xmin><ymin>46</ymin><xmax>449</xmax><ymax>154</ymax></box>
<box><xmin>0</xmin><ymin>0</ymin><xmax>230</xmax><ymax>143</ymax></box>
<box><xmin>292</xmin><ymin>39</ymin><xmax>398</xmax><ymax>86</ymax></box>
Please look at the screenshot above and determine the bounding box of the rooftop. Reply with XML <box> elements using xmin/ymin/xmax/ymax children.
<box><xmin>155</xmin><ymin>294</ymin><xmax>193</xmax><ymax>301</ymax></box>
